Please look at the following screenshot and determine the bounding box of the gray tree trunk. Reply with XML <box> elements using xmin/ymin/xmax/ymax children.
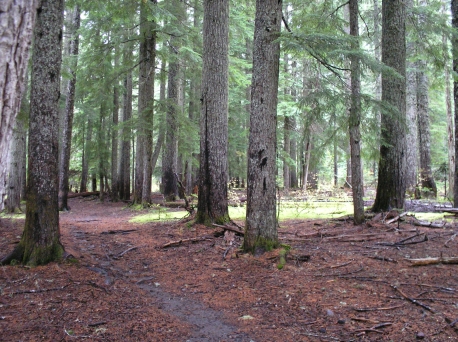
<box><xmin>6</xmin><ymin>118</ymin><xmax>27</xmax><ymax>213</ymax></box>
<box><xmin>405</xmin><ymin>0</ymin><xmax>418</xmax><ymax>193</ymax></box>
<box><xmin>0</xmin><ymin>0</ymin><xmax>38</xmax><ymax>211</ymax></box>
<box><xmin>349</xmin><ymin>0</ymin><xmax>365</xmax><ymax>224</ymax></box>
<box><xmin>416</xmin><ymin>62</ymin><xmax>437</xmax><ymax>198</ymax></box>
<box><xmin>111</xmin><ymin>69</ymin><xmax>120</xmax><ymax>201</ymax></box>
<box><xmin>58</xmin><ymin>5</ymin><xmax>80</xmax><ymax>211</ymax></box>
<box><xmin>119</xmin><ymin>72</ymin><xmax>133</xmax><ymax>201</ymax></box>
<box><xmin>2</xmin><ymin>0</ymin><xmax>65</xmax><ymax>266</ymax></box>
<box><xmin>162</xmin><ymin>43</ymin><xmax>180</xmax><ymax>201</ymax></box>
<box><xmin>453</xmin><ymin>0</ymin><xmax>458</xmax><ymax>206</ymax></box>
<box><xmin>244</xmin><ymin>0</ymin><xmax>282</xmax><ymax>253</ymax></box>
<box><xmin>196</xmin><ymin>0</ymin><xmax>230</xmax><ymax>225</ymax></box>
<box><xmin>373</xmin><ymin>0</ymin><xmax>407</xmax><ymax>211</ymax></box>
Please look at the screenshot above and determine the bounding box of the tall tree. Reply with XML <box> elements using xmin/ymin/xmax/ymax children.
<box><xmin>349</xmin><ymin>0</ymin><xmax>364</xmax><ymax>224</ymax></box>
<box><xmin>119</xmin><ymin>72</ymin><xmax>133</xmax><ymax>201</ymax></box>
<box><xmin>243</xmin><ymin>0</ymin><xmax>282</xmax><ymax>252</ymax></box>
<box><xmin>452</xmin><ymin>0</ymin><xmax>458</xmax><ymax>207</ymax></box>
<box><xmin>196</xmin><ymin>0</ymin><xmax>230</xmax><ymax>224</ymax></box>
<box><xmin>2</xmin><ymin>0</ymin><xmax>65</xmax><ymax>265</ymax></box>
<box><xmin>134</xmin><ymin>0</ymin><xmax>157</xmax><ymax>206</ymax></box>
<box><xmin>59</xmin><ymin>5</ymin><xmax>81</xmax><ymax>211</ymax></box>
<box><xmin>372</xmin><ymin>0</ymin><xmax>407</xmax><ymax>211</ymax></box>
<box><xmin>0</xmin><ymin>0</ymin><xmax>39</xmax><ymax>211</ymax></box>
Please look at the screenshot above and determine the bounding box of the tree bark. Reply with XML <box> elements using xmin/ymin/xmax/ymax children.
<box><xmin>373</xmin><ymin>0</ymin><xmax>407</xmax><ymax>211</ymax></box>
<box><xmin>118</xmin><ymin>73</ymin><xmax>132</xmax><ymax>201</ymax></box>
<box><xmin>0</xmin><ymin>0</ymin><xmax>39</xmax><ymax>211</ymax></box>
<box><xmin>416</xmin><ymin>61</ymin><xmax>437</xmax><ymax>198</ymax></box>
<box><xmin>196</xmin><ymin>0</ymin><xmax>230</xmax><ymax>225</ymax></box>
<box><xmin>111</xmin><ymin>72</ymin><xmax>119</xmax><ymax>201</ymax></box>
<box><xmin>162</xmin><ymin>43</ymin><xmax>180</xmax><ymax>201</ymax></box>
<box><xmin>349</xmin><ymin>0</ymin><xmax>365</xmax><ymax>224</ymax></box>
<box><xmin>2</xmin><ymin>0</ymin><xmax>65</xmax><ymax>266</ymax></box>
<box><xmin>244</xmin><ymin>0</ymin><xmax>282</xmax><ymax>253</ymax></box>
<box><xmin>59</xmin><ymin>5</ymin><xmax>80</xmax><ymax>211</ymax></box>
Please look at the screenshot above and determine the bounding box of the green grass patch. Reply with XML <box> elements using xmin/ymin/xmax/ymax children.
<box><xmin>0</xmin><ymin>212</ymin><xmax>25</xmax><ymax>220</ymax></box>
<box><xmin>129</xmin><ymin>208</ymin><xmax>187</xmax><ymax>223</ymax></box>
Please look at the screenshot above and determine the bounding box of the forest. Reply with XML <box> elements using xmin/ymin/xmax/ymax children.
<box><xmin>1</xmin><ymin>0</ymin><xmax>458</xmax><ymax>340</ymax></box>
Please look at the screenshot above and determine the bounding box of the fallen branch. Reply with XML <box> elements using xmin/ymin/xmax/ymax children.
<box><xmin>67</xmin><ymin>191</ymin><xmax>100</xmax><ymax>198</ymax></box>
<box><xmin>386</xmin><ymin>212</ymin><xmax>407</xmax><ymax>224</ymax></box>
<box><xmin>9</xmin><ymin>283</ymin><xmax>70</xmax><ymax>295</ymax></box>
<box><xmin>162</xmin><ymin>236</ymin><xmax>213</xmax><ymax>248</ymax></box>
<box><xmin>353</xmin><ymin>304</ymin><xmax>404</xmax><ymax>312</ymax></box>
<box><xmin>116</xmin><ymin>246</ymin><xmax>139</xmax><ymax>258</ymax></box>
<box><xmin>391</xmin><ymin>285</ymin><xmax>434</xmax><ymax>312</ymax></box>
<box><xmin>445</xmin><ymin>234</ymin><xmax>457</xmax><ymax>248</ymax></box>
<box><xmin>212</xmin><ymin>223</ymin><xmax>244</xmax><ymax>236</ymax></box>
<box><xmin>413</xmin><ymin>219</ymin><xmax>445</xmax><ymax>229</ymax></box>
<box><xmin>101</xmin><ymin>229</ymin><xmax>137</xmax><ymax>235</ymax></box>
<box><xmin>87</xmin><ymin>321</ymin><xmax>107</xmax><ymax>327</ymax></box>
<box><xmin>354</xmin><ymin>322</ymin><xmax>392</xmax><ymax>336</ymax></box>
<box><xmin>367</xmin><ymin>255</ymin><xmax>397</xmax><ymax>263</ymax></box>
<box><xmin>406</xmin><ymin>256</ymin><xmax>458</xmax><ymax>266</ymax></box>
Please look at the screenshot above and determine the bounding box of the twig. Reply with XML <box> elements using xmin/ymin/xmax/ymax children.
<box><xmin>391</xmin><ymin>285</ymin><xmax>435</xmax><ymax>312</ymax></box>
<box><xmin>444</xmin><ymin>234</ymin><xmax>456</xmax><ymax>248</ymax></box>
<box><xmin>88</xmin><ymin>321</ymin><xmax>107</xmax><ymax>327</ymax></box>
<box><xmin>367</xmin><ymin>255</ymin><xmax>397</xmax><ymax>263</ymax></box>
<box><xmin>117</xmin><ymin>246</ymin><xmax>138</xmax><ymax>257</ymax></box>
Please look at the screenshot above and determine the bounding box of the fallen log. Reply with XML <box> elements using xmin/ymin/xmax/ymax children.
<box><xmin>406</xmin><ymin>256</ymin><xmax>458</xmax><ymax>266</ymax></box>
<box><xmin>385</xmin><ymin>212</ymin><xmax>407</xmax><ymax>224</ymax></box>
<box><xmin>162</xmin><ymin>236</ymin><xmax>213</xmax><ymax>248</ymax></box>
<box><xmin>212</xmin><ymin>223</ymin><xmax>244</xmax><ymax>236</ymax></box>
<box><xmin>67</xmin><ymin>191</ymin><xmax>100</xmax><ymax>198</ymax></box>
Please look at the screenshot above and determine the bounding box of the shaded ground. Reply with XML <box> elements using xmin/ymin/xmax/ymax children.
<box><xmin>1</xmin><ymin>195</ymin><xmax>458</xmax><ymax>341</ymax></box>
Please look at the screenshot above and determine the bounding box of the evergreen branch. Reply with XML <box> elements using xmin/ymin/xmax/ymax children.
<box><xmin>282</xmin><ymin>15</ymin><xmax>348</xmax><ymax>81</ymax></box>
<box><xmin>328</xmin><ymin>1</ymin><xmax>350</xmax><ymax>18</ymax></box>
<box><xmin>359</xmin><ymin>10</ymin><xmax>370</xmax><ymax>38</ymax></box>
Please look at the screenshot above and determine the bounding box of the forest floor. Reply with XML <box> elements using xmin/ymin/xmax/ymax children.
<box><xmin>1</xmin><ymin>193</ymin><xmax>458</xmax><ymax>341</ymax></box>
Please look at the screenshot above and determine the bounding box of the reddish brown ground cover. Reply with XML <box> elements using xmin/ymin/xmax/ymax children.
<box><xmin>1</xmin><ymin>195</ymin><xmax>458</xmax><ymax>341</ymax></box>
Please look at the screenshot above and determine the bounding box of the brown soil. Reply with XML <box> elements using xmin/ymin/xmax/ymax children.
<box><xmin>1</xmin><ymin>196</ymin><xmax>458</xmax><ymax>341</ymax></box>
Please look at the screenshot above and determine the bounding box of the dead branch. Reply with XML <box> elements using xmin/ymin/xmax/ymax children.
<box><xmin>67</xmin><ymin>191</ymin><xmax>100</xmax><ymax>198</ymax></box>
<box><xmin>353</xmin><ymin>304</ymin><xmax>404</xmax><ymax>312</ymax></box>
<box><xmin>367</xmin><ymin>255</ymin><xmax>397</xmax><ymax>263</ymax></box>
<box><xmin>162</xmin><ymin>236</ymin><xmax>213</xmax><ymax>248</ymax></box>
<box><xmin>377</xmin><ymin>233</ymin><xmax>428</xmax><ymax>247</ymax></box>
<box><xmin>391</xmin><ymin>285</ymin><xmax>434</xmax><ymax>312</ymax></box>
<box><xmin>406</xmin><ymin>256</ymin><xmax>458</xmax><ymax>266</ymax></box>
<box><xmin>101</xmin><ymin>229</ymin><xmax>137</xmax><ymax>235</ymax></box>
<box><xmin>9</xmin><ymin>283</ymin><xmax>70</xmax><ymax>295</ymax></box>
<box><xmin>386</xmin><ymin>212</ymin><xmax>407</xmax><ymax>224</ymax></box>
<box><xmin>87</xmin><ymin>321</ymin><xmax>107</xmax><ymax>327</ymax></box>
<box><xmin>413</xmin><ymin>219</ymin><xmax>445</xmax><ymax>228</ymax></box>
<box><xmin>317</xmin><ymin>261</ymin><xmax>353</xmax><ymax>270</ymax></box>
<box><xmin>212</xmin><ymin>223</ymin><xmax>244</xmax><ymax>236</ymax></box>
<box><xmin>354</xmin><ymin>322</ymin><xmax>392</xmax><ymax>336</ymax></box>
<box><xmin>445</xmin><ymin>234</ymin><xmax>457</xmax><ymax>248</ymax></box>
<box><xmin>116</xmin><ymin>246</ymin><xmax>139</xmax><ymax>258</ymax></box>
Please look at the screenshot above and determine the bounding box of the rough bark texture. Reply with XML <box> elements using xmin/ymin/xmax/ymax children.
<box><xmin>79</xmin><ymin>118</ymin><xmax>92</xmax><ymax>193</ymax></box>
<box><xmin>6</xmin><ymin>118</ymin><xmax>27</xmax><ymax>213</ymax></box>
<box><xmin>111</xmin><ymin>77</ymin><xmax>119</xmax><ymax>201</ymax></box>
<box><xmin>118</xmin><ymin>73</ymin><xmax>132</xmax><ymax>201</ymax></box>
<box><xmin>2</xmin><ymin>0</ymin><xmax>65</xmax><ymax>266</ymax></box>
<box><xmin>349</xmin><ymin>0</ymin><xmax>365</xmax><ymax>224</ymax></box>
<box><xmin>444</xmin><ymin>9</ymin><xmax>455</xmax><ymax>199</ymax></box>
<box><xmin>373</xmin><ymin>0</ymin><xmax>407</xmax><ymax>211</ymax></box>
<box><xmin>196</xmin><ymin>0</ymin><xmax>230</xmax><ymax>225</ymax></box>
<box><xmin>134</xmin><ymin>0</ymin><xmax>156</xmax><ymax>206</ymax></box>
<box><xmin>59</xmin><ymin>5</ymin><xmax>80</xmax><ymax>211</ymax></box>
<box><xmin>162</xmin><ymin>45</ymin><xmax>179</xmax><ymax>201</ymax></box>
<box><xmin>0</xmin><ymin>0</ymin><xmax>38</xmax><ymax>211</ymax></box>
<box><xmin>453</xmin><ymin>0</ymin><xmax>458</xmax><ymax>207</ymax></box>
<box><xmin>244</xmin><ymin>0</ymin><xmax>282</xmax><ymax>253</ymax></box>
<box><xmin>405</xmin><ymin>0</ymin><xmax>417</xmax><ymax>193</ymax></box>
<box><xmin>416</xmin><ymin>62</ymin><xmax>437</xmax><ymax>198</ymax></box>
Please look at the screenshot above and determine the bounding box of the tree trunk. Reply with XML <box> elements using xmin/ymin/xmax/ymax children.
<box><xmin>119</xmin><ymin>73</ymin><xmax>133</xmax><ymax>201</ymax></box>
<box><xmin>2</xmin><ymin>0</ymin><xmax>65</xmax><ymax>266</ymax></box>
<box><xmin>111</xmin><ymin>74</ymin><xmax>119</xmax><ymax>201</ymax></box>
<box><xmin>244</xmin><ymin>0</ymin><xmax>282</xmax><ymax>253</ymax></box>
<box><xmin>59</xmin><ymin>5</ymin><xmax>80</xmax><ymax>211</ymax></box>
<box><xmin>162</xmin><ymin>43</ymin><xmax>180</xmax><ymax>201</ymax></box>
<box><xmin>444</xmin><ymin>16</ymin><xmax>455</xmax><ymax>198</ymax></box>
<box><xmin>416</xmin><ymin>61</ymin><xmax>437</xmax><ymax>198</ymax></box>
<box><xmin>196</xmin><ymin>0</ymin><xmax>230</xmax><ymax>225</ymax></box>
<box><xmin>6</xmin><ymin>118</ymin><xmax>27</xmax><ymax>213</ymax></box>
<box><xmin>80</xmin><ymin>118</ymin><xmax>93</xmax><ymax>193</ymax></box>
<box><xmin>453</xmin><ymin>0</ymin><xmax>458</xmax><ymax>207</ymax></box>
<box><xmin>373</xmin><ymin>0</ymin><xmax>407</xmax><ymax>211</ymax></box>
<box><xmin>0</xmin><ymin>0</ymin><xmax>38</xmax><ymax>211</ymax></box>
<box><xmin>349</xmin><ymin>0</ymin><xmax>365</xmax><ymax>224</ymax></box>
